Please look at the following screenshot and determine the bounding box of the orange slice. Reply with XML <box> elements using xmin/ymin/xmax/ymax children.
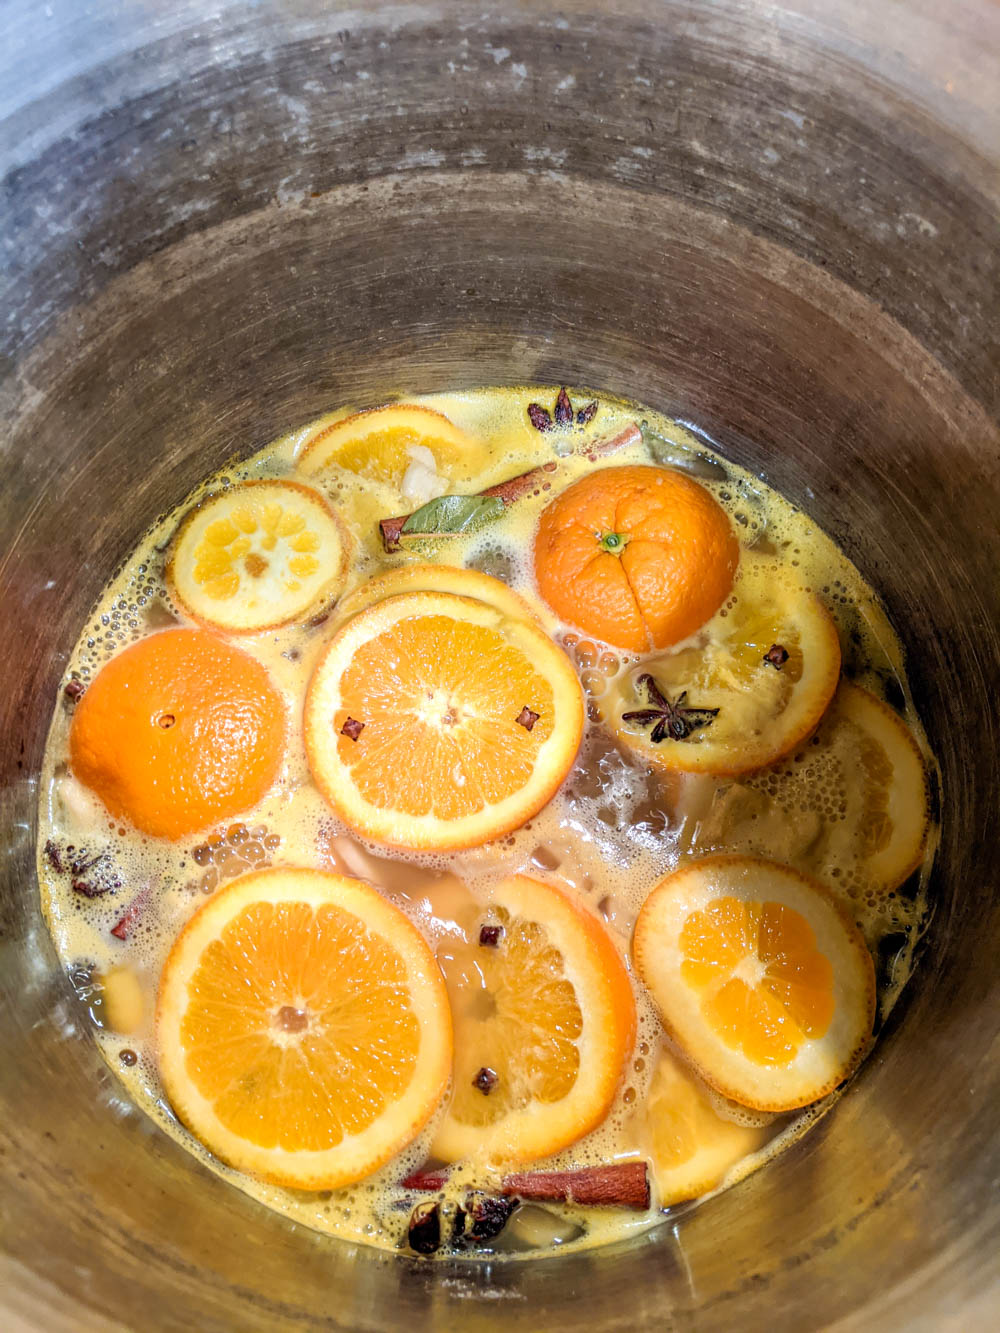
<box><xmin>633</xmin><ymin>856</ymin><xmax>875</xmax><ymax>1110</ymax></box>
<box><xmin>297</xmin><ymin>403</ymin><xmax>480</xmax><ymax>490</ymax></box>
<box><xmin>607</xmin><ymin>554</ymin><xmax>841</xmax><ymax>775</ymax></box>
<box><xmin>332</xmin><ymin>563</ymin><xmax>540</xmax><ymax>630</ymax></box>
<box><xmin>168</xmin><ymin>481</ymin><xmax>348</xmax><ymax>633</ymax></box>
<box><xmin>643</xmin><ymin>1044</ymin><xmax>768</xmax><ymax>1205</ymax></box>
<box><xmin>677</xmin><ymin>681</ymin><xmax>930</xmax><ymax>904</ymax></box>
<box><xmin>431</xmin><ymin>874</ymin><xmax>635</xmax><ymax>1164</ymax></box>
<box><xmin>156</xmin><ymin>868</ymin><xmax>452</xmax><ymax>1190</ymax></box>
<box><xmin>304</xmin><ymin>591</ymin><xmax>585</xmax><ymax>850</ymax></box>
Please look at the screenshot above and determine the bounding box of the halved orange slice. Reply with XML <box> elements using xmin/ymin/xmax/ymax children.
<box><xmin>431</xmin><ymin>874</ymin><xmax>635</xmax><ymax>1164</ymax></box>
<box><xmin>156</xmin><ymin>868</ymin><xmax>452</xmax><ymax>1190</ymax></box>
<box><xmin>304</xmin><ymin>591</ymin><xmax>585</xmax><ymax>850</ymax></box>
<box><xmin>643</xmin><ymin>1044</ymin><xmax>768</xmax><ymax>1205</ymax></box>
<box><xmin>633</xmin><ymin>856</ymin><xmax>875</xmax><ymax>1111</ymax></box>
<box><xmin>607</xmin><ymin>554</ymin><xmax>841</xmax><ymax>775</ymax></box>
<box><xmin>332</xmin><ymin>563</ymin><xmax>540</xmax><ymax>630</ymax></box>
<box><xmin>297</xmin><ymin>403</ymin><xmax>480</xmax><ymax>490</ymax></box>
<box><xmin>678</xmin><ymin>681</ymin><xmax>930</xmax><ymax>903</ymax></box>
<box><xmin>168</xmin><ymin>480</ymin><xmax>348</xmax><ymax>633</ymax></box>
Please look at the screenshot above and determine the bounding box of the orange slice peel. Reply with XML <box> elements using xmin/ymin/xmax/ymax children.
<box><xmin>332</xmin><ymin>563</ymin><xmax>540</xmax><ymax>630</ymax></box>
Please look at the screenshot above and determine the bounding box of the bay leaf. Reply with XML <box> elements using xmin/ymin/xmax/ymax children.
<box><xmin>401</xmin><ymin>493</ymin><xmax>506</xmax><ymax>537</ymax></box>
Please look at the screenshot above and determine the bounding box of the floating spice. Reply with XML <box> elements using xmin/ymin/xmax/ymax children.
<box><xmin>526</xmin><ymin>387</ymin><xmax>598</xmax><ymax>431</ymax></box>
<box><xmin>516</xmin><ymin>706</ymin><xmax>540</xmax><ymax>731</ymax></box>
<box><xmin>341</xmin><ymin>717</ymin><xmax>365</xmax><ymax>741</ymax></box>
<box><xmin>764</xmin><ymin>643</ymin><xmax>790</xmax><ymax>668</ymax></box>
<box><xmin>621</xmin><ymin>674</ymin><xmax>719</xmax><ymax>742</ymax></box>
<box><xmin>407</xmin><ymin>1201</ymin><xmax>441</xmax><ymax>1255</ymax></box>
<box><xmin>473</xmin><ymin>1066</ymin><xmax>499</xmax><ymax>1095</ymax></box>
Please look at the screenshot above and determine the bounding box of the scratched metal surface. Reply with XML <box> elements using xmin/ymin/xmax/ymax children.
<box><xmin>1</xmin><ymin>3</ymin><xmax>998</xmax><ymax>1330</ymax></box>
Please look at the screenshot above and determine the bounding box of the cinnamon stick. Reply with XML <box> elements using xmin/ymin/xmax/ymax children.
<box><xmin>502</xmin><ymin>1162</ymin><xmax>650</xmax><ymax>1210</ymax></box>
<box><xmin>379</xmin><ymin>422</ymin><xmax>642</xmax><ymax>552</ymax></box>
<box><xmin>400</xmin><ymin>1160</ymin><xmax>650</xmax><ymax>1211</ymax></box>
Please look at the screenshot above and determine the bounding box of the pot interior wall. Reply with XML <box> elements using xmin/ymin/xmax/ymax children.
<box><xmin>1</xmin><ymin>3</ymin><xmax>998</xmax><ymax>1330</ymax></box>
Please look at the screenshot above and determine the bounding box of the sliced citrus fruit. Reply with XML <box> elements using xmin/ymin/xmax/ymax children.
<box><xmin>167</xmin><ymin>480</ymin><xmax>349</xmax><ymax>633</ymax></box>
<box><xmin>304</xmin><ymin>591</ymin><xmax>585</xmax><ymax>850</ymax></box>
<box><xmin>332</xmin><ymin>563</ymin><xmax>540</xmax><ymax>630</ymax></box>
<box><xmin>607</xmin><ymin>553</ymin><xmax>841</xmax><ymax>776</ymax></box>
<box><xmin>156</xmin><ymin>868</ymin><xmax>452</xmax><ymax>1190</ymax></box>
<box><xmin>69</xmin><ymin>628</ymin><xmax>285</xmax><ymax>841</ymax></box>
<box><xmin>678</xmin><ymin>681</ymin><xmax>930</xmax><ymax>905</ymax></box>
<box><xmin>633</xmin><ymin>855</ymin><xmax>875</xmax><ymax>1111</ymax></box>
<box><xmin>431</xmin><ymin>874</ymin><xmax>635</xmax><ymax>1164</ymax></box>
<box><xmin>297</xmin><ymin>403</ymin><xmax>479</xmax><ymax>490</ymax></box>
<box><xmin>643</xmin><ymin>1044</ymin><xmax>768</xmax><ymax>1205</ymax></box>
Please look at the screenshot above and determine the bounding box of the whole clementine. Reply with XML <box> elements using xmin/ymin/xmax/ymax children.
<box><xmin>533</xmin><ymin>465</ymin><xmax>739</xmax><ymax>652</ymax></box>
<box><xmin>69</xmin><ymin>628</ymin><xmax>286</xmax><ymax>840</ymax></box>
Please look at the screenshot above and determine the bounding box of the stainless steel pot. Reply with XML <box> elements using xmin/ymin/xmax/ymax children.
<box><xmin>2</xmin><ymin>2</ymin><xmax>998</xmax><ymax>1328</ymax></box>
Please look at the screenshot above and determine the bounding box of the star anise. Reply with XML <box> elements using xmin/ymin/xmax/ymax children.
<box><xmin>621</xmin><ymin>673</ymin><xmax>719</xmax><ymax>742</ymax></box>
<box><xmin>527</xmin><ymin>386</ymin><xmax>598</xmax><ymax>431</ymax></box>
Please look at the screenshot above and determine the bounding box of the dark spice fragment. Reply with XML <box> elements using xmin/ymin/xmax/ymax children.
<box><xmin>763</xmin><ymin>643</ymin><xmax>790</xmax><ymax>669</ymax></box>
<box><xmin>473</xmin><ymin>1066</ymin><xmax>499</xmax><ymax>1095</ymax></box>
<box><xmin>622</xmin><ymin>674</ymin><xmax>719</xmax><ymax>743</ymax></box>
<box><xmin>527</xmin><ymin>402</ymin><xmax>553</xmax><ymax>432</ymax></box>
<box><xmin>341</xmin><ymin>716</ymin><xmax>365</xmax><ymax>741</ymax></box>
<box><xmin>45</xmin><ymin>840</ymin><xmax>65</xmax><ymax>874</ymax></box>
<box><xmin>401</xmin><ymin>1166</ymin><xmax>451</xmax><ymax>1192</ymax></box>
<box><xmin>111</xmin><ymin>889</ymin><xmax>150</xmax><ymax>941</ymax></box>
<box><xmin>71</xmin><ymin>850</ymin><xmax>107</xmax><ymax>877</ymax></box>
<box><xmin>407</xmin><ymin>1201</ymin><xmax>441</xmax><ymax>1255</ymax></box>
<box><xmin>528</xmin><ymin>387</ymin><xmax>598</xmax><ymax>432</ymax></box>
<box><xmin>478</xmin><ymin>924</ymin><xmax>503</xmax><ymax>948</ymax></box>
<box><xmin>72</xmin><ymin>878</ymin><xmax>114</xmax><ymax>899</ymax></box>
<box><xmin>64</xmin><ymin>679</ymin><xmax>85</xmax><ymax>702</ymax></box>
<box><xmin>516</xmin><ymin>706</ymin><xmax>540</xmax><ymax>731</ymax></box>
<box><xmin>119</xmin><ymin>1048</ymin><xmax>138</xmax><ymax>1067</ymax></box>
<box><xmin>463</xmin><ymin>1192</ymin><xmax>518</xmax><ymax>1241</ymax></box>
